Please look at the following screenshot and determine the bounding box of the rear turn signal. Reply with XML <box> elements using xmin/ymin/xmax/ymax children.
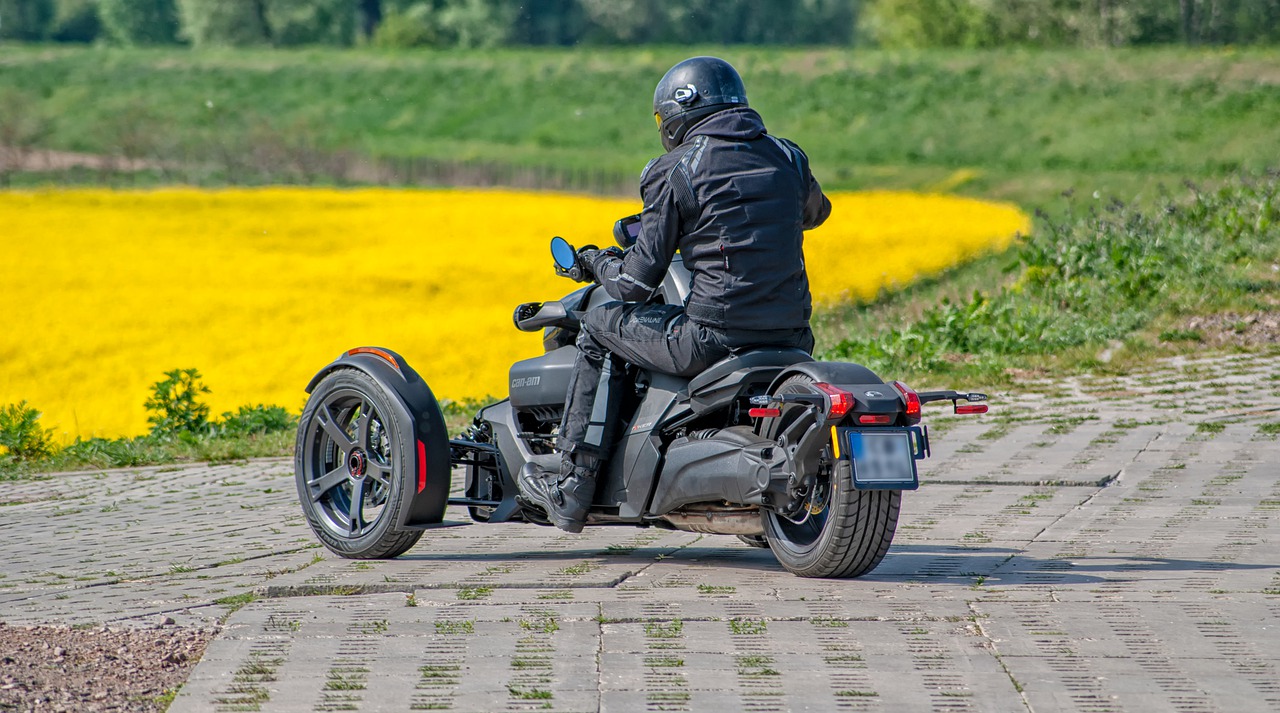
<box><xmin>813</xmin><ymin>382</ymin><xmax>854</xmax><ymax>419</ymax></box>
<box><xmin>891</xmin><ymin>381</ymin><xmax>922</xmax><ymax>419</ymax></box>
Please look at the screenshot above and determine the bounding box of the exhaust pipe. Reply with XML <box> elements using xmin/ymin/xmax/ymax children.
<box><xmin>662</xmin><ymin>504</ymin><xmax>764</xmax><ymax>536</ymax></box>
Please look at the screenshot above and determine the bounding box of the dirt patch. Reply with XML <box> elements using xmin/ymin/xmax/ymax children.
<box><xmin>0</xmin><ymin>622</ymin><xmax>213</xmax><ymax>712</ymax></box>
<box><xmin>1173</xmin><ymin>312</ymin><xmax>1280</xmax><ymax>347</ymax></box>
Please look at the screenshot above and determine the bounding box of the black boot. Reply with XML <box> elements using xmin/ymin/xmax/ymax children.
<box><xmin>517</xmin><ymin>459</ymin><xmax>596</xmax><ymax>534</ymax></box>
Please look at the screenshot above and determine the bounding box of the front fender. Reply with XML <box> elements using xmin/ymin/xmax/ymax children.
<box><xmin>306</xmin><ymin>347</ymin><xmax>451</xmax><ymax>528</ymax></box>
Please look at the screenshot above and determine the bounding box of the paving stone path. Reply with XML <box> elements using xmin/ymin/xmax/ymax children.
<box><xmin>3</xmin><ymin>352</ymin><xmax>1279</xmax><ymax>712</ymax></box>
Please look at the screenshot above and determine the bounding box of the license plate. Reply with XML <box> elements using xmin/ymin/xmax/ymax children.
<box><xmin>842</xmin><ymin>429</ymin><xmax>919</xmax><ymax>490</ymax></box>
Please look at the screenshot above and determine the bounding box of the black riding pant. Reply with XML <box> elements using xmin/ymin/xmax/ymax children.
<box><xmin>557</xmin><ymin>301</ymin><xmax>814</xmax><ymax>472</ymax></box>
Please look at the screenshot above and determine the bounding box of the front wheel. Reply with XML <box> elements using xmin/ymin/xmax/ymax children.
<box><xmin>295</xmin><ymin>368</ymin><xmax>423</xmax><ymax>559</ymax></box>
<box><xmin>762</xmin><ymin>373</ymin><xmax>901</xmax><ymax>578</ymax></box>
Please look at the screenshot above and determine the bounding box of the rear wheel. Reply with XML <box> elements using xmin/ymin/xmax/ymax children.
<box><xmin>762</xmin><ymin>374</ymin><xmax>901</xmax><ymax>578</ymax></box>
<box><xmin>295</xmin><ymin>369</ymin><xmax>423</xmax><ymax>559</ymax></box>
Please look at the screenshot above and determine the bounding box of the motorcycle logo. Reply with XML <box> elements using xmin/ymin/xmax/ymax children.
<box><xmin>864</xmin><ymin>390</ymin><xmax>885</xmax><ymax>398</ymax></box>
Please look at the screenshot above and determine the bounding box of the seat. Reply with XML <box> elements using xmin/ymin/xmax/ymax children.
<box><xmin>686</xmin><ymin>347</ymin><xmax>813</xmax><ymax>413</ymax></box>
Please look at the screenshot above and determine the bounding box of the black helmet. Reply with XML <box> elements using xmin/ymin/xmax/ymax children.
<box><xmin>653</xmin><ymin>56</ymin><xmax>748</xmax><ymax>152</ymax></box>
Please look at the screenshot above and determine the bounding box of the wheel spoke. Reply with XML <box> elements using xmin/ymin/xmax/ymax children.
<box><xmin>356</xmin><ymin>401</ymin><xmax>372</xmax><ymax>448</ymax></box>
<box><xmin>348</xmin><ymin>478</ymin><xmax>366</xmax><ymax>536</ymax></box>
<box><xmin>309</xmin><ymin>464</ymin><xmax>349</xmax><ymax>502</ymax></box>
<box><xmin>366</xmin><ymin>460</ymin><xmax>391</xmax><ymax>488</ymax></box>
<box><xmin>318</xmin><ymin>403</ymin><xmax>356</xmax><ymax>450</ymax></box>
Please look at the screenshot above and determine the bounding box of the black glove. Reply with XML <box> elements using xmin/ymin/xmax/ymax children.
<box><xmin>578</xmin><ymin>246</ymin><xmax>623</xmax><ymax>282</ymax></box>
<box><xmin>559</xmin><ymin>244</ymin><xmax>599</xmax><ymax>283</ymax></box>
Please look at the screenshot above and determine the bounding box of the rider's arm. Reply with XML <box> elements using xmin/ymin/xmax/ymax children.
<box><xmin>590</xmin><ymin>165</ymin><xmax>682</xmax><ymax>302</ymax></box>
<box><xmin>801</xmin><ymin>156</ymin><xmax>832</xmax><ymax>231</ymax></box>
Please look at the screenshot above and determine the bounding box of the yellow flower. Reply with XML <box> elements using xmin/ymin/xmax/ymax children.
<box><xmin>0</xmin><ymin>187</ymin><xmax>1026</xmax><ymax>440</ymax></box>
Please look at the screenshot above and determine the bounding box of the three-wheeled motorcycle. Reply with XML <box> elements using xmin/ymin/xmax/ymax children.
<box><xmin>294</xmin><ymin>231</ymin><xmax>987</xmax><ymax>578</ymax></box>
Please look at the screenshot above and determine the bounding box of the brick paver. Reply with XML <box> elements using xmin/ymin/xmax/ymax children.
<box><xmin>3</xmin><ymin>352</ymin><xmax>1278</xmax><ymax>712</ymax></box>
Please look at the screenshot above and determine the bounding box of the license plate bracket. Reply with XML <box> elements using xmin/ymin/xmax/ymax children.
<box><xmin>839</xmin><ymin>428</ymin><xmax>921</xmax><ymax>491</ymax></box>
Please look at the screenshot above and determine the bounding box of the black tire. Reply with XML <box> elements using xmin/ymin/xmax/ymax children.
<box><xmin>295</xmin><ymin>368</ymin><xmax>423</xmax><ymax>559</ymax></box>
<box><xmin>762</xmin><ymin>374</ymin><xmax>901</xmax><ymax>578</ymax></box>
<box><xmin>737</xmin><ymin>535</ymin><xmax>769</xmax><ymax>548</ymax></box>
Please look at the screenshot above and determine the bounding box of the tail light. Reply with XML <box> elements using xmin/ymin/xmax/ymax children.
<box><xmin>891</xmin><ymin>381</ymin><xmax>922</xmax><ymax>419</ymax></box>
<box><xmin>813</xmin><ymin>382</ymin><xmax>854</xmax><ymax>419</ymax></box>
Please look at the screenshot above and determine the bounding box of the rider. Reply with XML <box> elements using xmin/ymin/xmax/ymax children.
<box><xmin>519</xmin><ymin>56</ymin><xmax>832</xmax><ymax>533</ymax></box>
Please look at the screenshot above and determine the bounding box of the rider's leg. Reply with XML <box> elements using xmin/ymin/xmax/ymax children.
<box><xmin>519</xmin><ymin>303</ymin><xmax>729</xmax><ymax>532</ymax></box>
<box><xmin>517</xmin><ymin>314</ymin><xmax>617</xmax><ymax>533</ymax></box>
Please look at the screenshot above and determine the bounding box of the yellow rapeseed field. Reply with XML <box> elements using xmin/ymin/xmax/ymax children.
<box><xmin>1</xmin><ymin>188</ymin><xmax>1027</xmax><ymax>440</ymax></box>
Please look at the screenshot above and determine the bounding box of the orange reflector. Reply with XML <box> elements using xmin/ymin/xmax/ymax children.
<box><xmin>813</xmin><ymin>382</ymin><xmax>854</xmax><ymax>419</ymax></box>
<box><xmin>749</xmin><ymin>408</ymin><xmax>781</xmax><ymax>418</ymax></box>
<box><xmin>956</xmin><ymin>404</ymin><xmax>989</xmax><ymax>415</ymax></box>
<box><xmin>347</xmin><ymin>347</ymin><xmax>399</xmax><ymax>370</ymax></box>
<box><xmin>891</xmin><ymin>381</ymin><xmax>922</xmax><ymax>419</ymax></box>
<box><xmin>831</xmin><ymin>426</ymin><xmax>841</xmax><ymax>458</ymax></box>
<box><xmin>858</xmin><ymin>414</ymin><xmax>893</xmax><ymax>425</ymax></box>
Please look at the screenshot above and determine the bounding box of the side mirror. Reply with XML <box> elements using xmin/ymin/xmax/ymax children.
<box><xmin>550</xmin><ymin>237</ymin><xmax>577</xmax><ymax>270</ymax></box>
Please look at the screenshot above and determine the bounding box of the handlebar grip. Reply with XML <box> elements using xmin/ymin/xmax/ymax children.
<box><xmin>554</xmin><ymin>264</ymin><xmax>584</xmax><ymax>281</ymax></box>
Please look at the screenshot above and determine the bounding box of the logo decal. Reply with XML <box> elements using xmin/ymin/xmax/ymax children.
<box><xmin>511</xmin><ymin>376</ymin><xmax>541</xmax><ymax>389</ymax></box>
<box><xmin>864</xmin><ymin>390</ymin><xmax>885</xmax><ymax>398</ymax></box>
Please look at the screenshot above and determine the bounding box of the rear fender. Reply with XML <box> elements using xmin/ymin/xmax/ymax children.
<box><xmin>767</xmin><ymin>362</ymin><xmax>904</xmax><ymax>416</ymax></box>
<box><xmin>768</xmin><ymin>361</ymin><xmax>884</xmax><ymax>392</ymax></box>
<box><xmin>306</xmin><ymin>347</ymin><xmax>451</xmax><ymax>528</ymax></box>
<box><xmin>761</xmin><ymin>362</ymin><xmax>907</xmax><ymax>466</ymax></box>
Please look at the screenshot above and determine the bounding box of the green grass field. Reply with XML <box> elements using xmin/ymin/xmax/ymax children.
<box><xmin>2</xmin><ymin>44</ymin><xmax>1279</xmax><ymax>207</ymax></box>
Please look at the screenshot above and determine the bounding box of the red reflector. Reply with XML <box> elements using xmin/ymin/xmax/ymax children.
<box><xmin>749</xmin><ymin>408</ymin><xmax>782</xmax><ymax>418</ymax></box>
<box><xmin>956</xmin><ymin>404</ymin><xmax>989</xmax><ymax>415</ymax></box>
<box><xmin>813</xmin><ymin>382</ymin><xmax>854</xmax><ymax>419</ymax></box>
<box><xmin>416</xmin><ymin>440</ymin><xmax>427</xmax><ymax>493</ymax></box>
<box><xmin>858</xmin><ymin>414</ymin><xmax>893</xmax><ymax>425</ymax></box>
<box><xmin>891</xmin><ymin>381</ymin><xmax>922</xmax><ymax>419</ymax></box>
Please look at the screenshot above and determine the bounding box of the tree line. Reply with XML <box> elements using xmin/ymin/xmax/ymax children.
<box><xmin>1</xmin><ymin>0</ymin><xmax>1277</xmax><ymax>48</ymax></box>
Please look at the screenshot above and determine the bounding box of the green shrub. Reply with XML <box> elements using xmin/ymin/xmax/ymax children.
<box><xmin>0</xmin><ymin>0</ymin><xmax>54</xmax><ymax>40</ymax></box>
<box><xmin>49</xmin><ymin>0</ymin><xmax>100</xmax><ymax>42</ymax></box>
<box><xmin>825</xmin><ymin>172</ymin><xmax>1280</xmax><ymax>373</ymax></box>
<box><xmin>57</xmin><ymin>436</ymin><xmax>156</xmax><ymax>469</ymax></box>
<box><xmin>371</xmin><ymin>4</ymin><xmax>440</xmax><ymax>48</ymax></box>
<box><xmin>0</xmin><ymin>401</ymin><xmax>56</xmax><ymax>460</ymax></box>
<box><xmin>264</xmin><ymin>0</ymin><xmax>354</xmax><ymax>47</ymax></box>
<box><xmin>176</xmin><ymin>0</ymin><xmax>269</xmax><ymax>47</ymax></box>
<box><xmin>145</xmin><ymin>367</ymin><xmax>212</xmax><ymax>437</ymax></box>
<box><xmin>98</xmin><ymin>0</ymin><xmax>179</xmax><ymax>45</ymax></box>
<box><xmin>216</xmin><ymin>404</ymin><xmax>297</xmax><ymax>436</ymax></box>
<box><xmin>1159</xmin><ymin>329</ymin><xmax>1204</xmax><ymax>343</ymax></box>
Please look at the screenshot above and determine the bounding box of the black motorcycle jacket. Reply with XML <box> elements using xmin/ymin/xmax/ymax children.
<box><xmin>590</xmin><ymin>107</ymin><xmax>831</xmax><ymax>334</ymax></box>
